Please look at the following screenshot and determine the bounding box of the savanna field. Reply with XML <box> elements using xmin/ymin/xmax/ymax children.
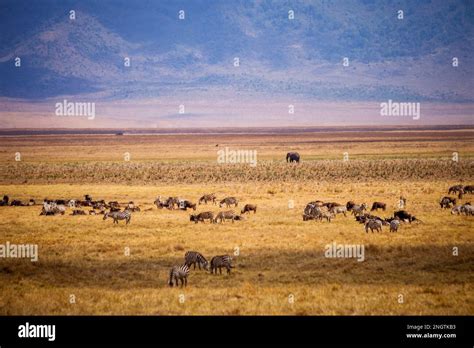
<box><xmin>0</xmin><ymin>128</ymin><xmax>473</xmax><ymax>315</ymax></box>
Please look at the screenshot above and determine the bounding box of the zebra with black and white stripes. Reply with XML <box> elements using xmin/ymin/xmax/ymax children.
<box><xmin>103</xmin><ymin>209</ymin><xmax>132</xmax><ymax>224</ymax></box>
<box><xmin>168</xmin><ymin>264</ymin><xmax>190</xmax><ymax>287</ymax></box>
<box><xmin>184</xmin><ymin>251</ymin><xmax>209</xmax><ymax>270</ymax></box>
<box><xmin>210</xmin><ymin>255</ymin><xmax>233</xmax><ymax>275</ymax></box>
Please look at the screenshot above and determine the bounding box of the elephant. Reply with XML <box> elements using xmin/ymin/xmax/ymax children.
<box><xmin>286</xmin><ymin>152</ymin><xmax>300</xmax><ymax>163</ymax></box>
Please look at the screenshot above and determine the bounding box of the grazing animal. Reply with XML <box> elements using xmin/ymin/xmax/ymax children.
<box><xmin>10</xmin><ymin>200</ymin><xmax>24</xmax><ymax>206</ymax></box>
<box><xmin>103</xmin><ymin>210</ymin><xmax>132</xmax><ymax>224</ymax></box>
<box><xmin>190</xmin><ymin>211</ymin><xmax>214</xmax><ymax>223</ymax></box>
<box><xmin>323</xmin><ymin>202</ymin><xmax>342</xmax><ymax>210</ymax></box>
<box><xmin>351</xmin><ymin>203</ymin><xmax>368</xmax><ymax>216</ymax></box>
<box><xmin>394</xmin><ymin>210</ymin><xmax>419</xmax><ymax>223</ymax></box>
<box><xmin>448</xmin><ymin>185</ymin><xmax>464</xmax><ymax>195</ymax></box>
<box><xmin>440</xmin><ymin>196</ymin><xmax>456</xmax><ymax>209</ymax></box>
<box><xmin>184</xmin><ymin>251</ymin><xmax>209</xmax><ymax>270</ymax></box>
<box><xmin>0</xmin><ymin>195</ymin><xmax>9</xmax><ymax>206</ymax></box>
<box><xmin>346</xmin><ymin>201</ymin><xmax>356</xmax><ymax>211</ymax></box>
<box><xmin>371</xmin><ymin>202</ymin><xmax>386</xmax><ymax>211</ymax></box>
<box><xmin>365</xmin><ymin>219</ymin><xmax>383</xmax><ymax>233</ymax></box>
<box><xmin>168</xmin><ymin>264</ymin><xmax>190</xmax><ymax>287</ymax></box>
<box><xmin>214</xmin><ymin>210</ymin><xmax>238</xmax><ymax>223</ymax></box>
<box><xmin>219</xmin><ymin>197</ymin><xmax>238</xmax><ymax>208</ymax></box>
<box><xmin>389</xmin><ymin>219</ymin><xmax>400</xmax><ymax>232</ymax></box>
<box><xmin>330</xmin><ymin>205</ymin><xmax>347</xmax><ymax>217</ymax></box>
<box><xmin>463</xmin><ymin>185</ymin><xmax>474</xmax><ymax>194</ymax></box>
<box><xmin>40</xmin><ymin>202</ymin><xmax>66</xmax><ymax>215</ymax></box>
<box><xmin>178</xmin><ymin>200</ymin><xmax>196</xmax><ymax>211</ymax></box>
<box><xmin>71</xmin><ymin>209</ymin><xmax>86</xmax><ymax>215</ymax></box>
<box><xmin>199</xmin><ymin>194</ymin><xmax>217</xmax><ymax>205</ymax></box>
<box><xmin>210</xmin><ymin>255</ymin><xmax>233</xmax><ymax>275</ymax></box>
<box><xmin>286</xmin><ymin>152</ymin><xmax>300</xmax><ymax>163</ymax></box>
<box><xmin>241</xmin><ymin>204</ymin><xmax>257</xmax><ymax>214</ymax></box>
<box><xmin>318</xmin><ymin>211</ymin><xmax>334</xmax><ymax>222</ymax></box>
<box><xmin>461</xmin><ymin>204</ymin><xmax>474</xmax><ymax>216</ymax></box>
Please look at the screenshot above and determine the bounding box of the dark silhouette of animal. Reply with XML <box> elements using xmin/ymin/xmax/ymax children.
<box><xmin>440</xmin><ymin>196</ymin><xmax>456</xmax><ymax>209</ymax></box>
<box><xmin>219</xmin><ymin>197</ymin><xmax>238</xmax><ymax>208</ymax></box>
<box><xmin>394</xmin><ymin>210</ymin><xmax>419</xmax><ymax>223</ymax></box>
<box><xmin>448</xmin><ymin>185</ymin><xmax>464</xmax><ymax>195</ymax></box>
<box><xmin>210</xmin><ymin>255</ymin><xmax>233</xmax><ymax>275</ymax></box>
<box><xmin>371</xmin><ymin>202</ymin><xmax>386</xmax><ymax>211</ymax></box>
<box><xmin>463</xmin><ymin>185</ymin><xmax>474</xmax><ymax>194</ymax></box>
<box><xmin>103</xmin><ymin>210</ymin><xmax>131</xmax><ymax>224</ymax></box>
<box><xmin>190</xmin><ymin>211</ymin><xmax>214</xmax><ymax>223</ymax></box>
<box><xmin>286</xmin><ymin>152</ymin><xmax>300</xmax><ymax>163</ymax></box>
<box><xmin>214</xmin><ymin>210</ymin><xmax>238</xmax><ymax>223</ymax></box>
<box><xmin>168</xmin><ymin>264</ymin><xmax>190</xmax><ymax>287</ymax></box>
<box><xmin>179</xmin><ymin>200</ymin><xmax>196</xmax><ymax>211</ymax></box>
<box><xmin>323</xmin><ymin>202</ymin><xmax>341</xmax><ymax>210</ymax></box>
<box><xmin>241</xmin><ymin>204</ymin><xmax>257</xmax><ymax>214</ymax></box>
<box><xmin>10</xmin><ymin>200</ymin><xmax>24</xmax><ymax>206</ymax></box>
<box><xmin>184</xmin><ymin>251</ymin><xmax>209</xmax><ymax>270</ymax></box>
<box><xmin>71</xmin><ymin>209</ymin><xmax>86</xmax><ymax>215</ymax></box>
<box><xmin>126</xmin><ymin>201</ymin><xmax>141</xmax><ymax>212</ymax></box>
<box><xmin>0</xmin><ymin>195</ymin><xmax>9</xmax><ymax>206</ymax></box>
<box><xmin>346</xmin><ymin>201</ymin><xmax>356</xmax><ymax>211</ymax></box>
<box><xmin>199</xmin><ymin>194</ymin><xmax>216</xmax><ymax>205</ymax></box>
<box><xmin>28</xmin><ymin>199</ymin><xmax>36</xmax><ymax>206</ymax></box>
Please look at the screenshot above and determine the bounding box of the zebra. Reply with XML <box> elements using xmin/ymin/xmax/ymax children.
<box><xmin>352</xmin><ymin>203</ymin><xmax>368</xmax><ymax>216</ymax></box>
<box><xmin>168</xmin><ymin>264</ymin><xmax>190</xmax><ymax>287</ymax></box>
<box><xmin>184</xmin><ymin>251</ymin><xmax>209</xmax><ymax>270</ymax></box>
<box><xmin>103</xmin><ymin>210</ymin><xmax>132</xmax><ymax>224</ymax></box>
<box><xmin>365</xmin><ymin>219</ymin><xmax>382</xmax><ymax>233</ymax></box>
<box><xmin>210</xmin><ymin>255</ymin><xmax>233</xmax><ymax>275</ymax></box>
<box><xmin>389</xmin><ymin>219</ymin><xmax>400</xmax><ymax>232</ymax></box>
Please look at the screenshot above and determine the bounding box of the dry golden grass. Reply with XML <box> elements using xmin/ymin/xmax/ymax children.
<box><xmin>0</xmin><ymin>129</ymin><xmax>473</xmax><ymax>315</ymax></box>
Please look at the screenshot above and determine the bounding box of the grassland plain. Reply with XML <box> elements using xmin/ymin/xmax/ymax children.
<box><xmin>0</xmin><ymin>129</ymin><xmax>473</xmax><ymax>315</ymax></box>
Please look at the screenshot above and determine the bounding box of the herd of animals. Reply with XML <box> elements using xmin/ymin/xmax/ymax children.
<box><xmin>1</xmin><ymin>183</ymin><xmax>472</xmax><ymax>287</ymax></box>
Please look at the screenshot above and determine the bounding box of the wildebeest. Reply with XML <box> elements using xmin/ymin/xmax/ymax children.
<box><xmin>451</xmin><ymin>205</ymin><xmax>463</xmax><ymax>215</ymax></box>
<box><xmin>190</xmin><ymin>211</ymin><xmax>214</xmax><ymax>223</ymax></box>
<box><xmin>219</xmin><ymin>197</ymin><xmax>238</xmax><ymax>208</ymax></box>
<box><xmin>323</xmin><ymin>202</ymin><xmax>342</xmax><ymax>210</ymax></box>
<box><xmin>463</xmin><ymin>185</ymin><xmax>474</xmax><ymax>194</ymax></box>
<box><xmin>126</xmin><ymin>201</ymin><xmax>141</xmax><ymax>212</ymax></box>
<box><xmin>440</xmin><ymin>196</ymin><xmax>456</xmax><ymax>209</ymax></box>
<box><xmin>346</xmin><ymin>201</ymin><xmax>356</xmax><ymax>211</ymax></box>
<box><xmin>178</xmin><ymin>199</ymin><xmax>196</xmax><ymax>211</ymax></box>
<box><xmin>365</xmin><ymin>219</ymin><xmax>383</xmax><ymax>233</ymax></box>
<box><xmin>199</xmin><ymin>193</ymin><xmax>217</xmax><ymax>205</ymax></box>
<box><xmin>371</xmin><ymin>202</ymin><xmax>386</xmax><ymax>211</ymax></box>
<box><xmin>448</xmin><ymin>185</ymin><xmax>464</xmax><ymax>195</ymax></box>
<box><xmin>394</xmin><ymin>210</ymin><xmax>419</xmax><ymax>223</ymax></box>
<box><xmin>286</xmin><ymin>152</ymin><xmax>300</xmax><ymax>163</ymax></box>
<box><xmin>10</xmin><ymin>200</ymin><xmax>25</xmax><ymax>206</ymax></box>
<box><xmin>71</xmin><ymin>209</ymin><xmax>86</xmax><ymax>215</ymax></box>
<box><xmin>214</xmin><ymin>210</ymin><xmax>238</xmax><ymax>223</ymax></box>
<box><xmin>330</xmin><ymin>205</ymin><xmax>347</xmax><ymax>217</ymax></box>
<box><xmin>0</xmin><ymin>195</ymin><xmax>9</xmax><ymax>206</ymax></box>
<box><xmin>241</xmin><ymin>204</ymin><xmax>257</xmax><ymax>214</ymax></box>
